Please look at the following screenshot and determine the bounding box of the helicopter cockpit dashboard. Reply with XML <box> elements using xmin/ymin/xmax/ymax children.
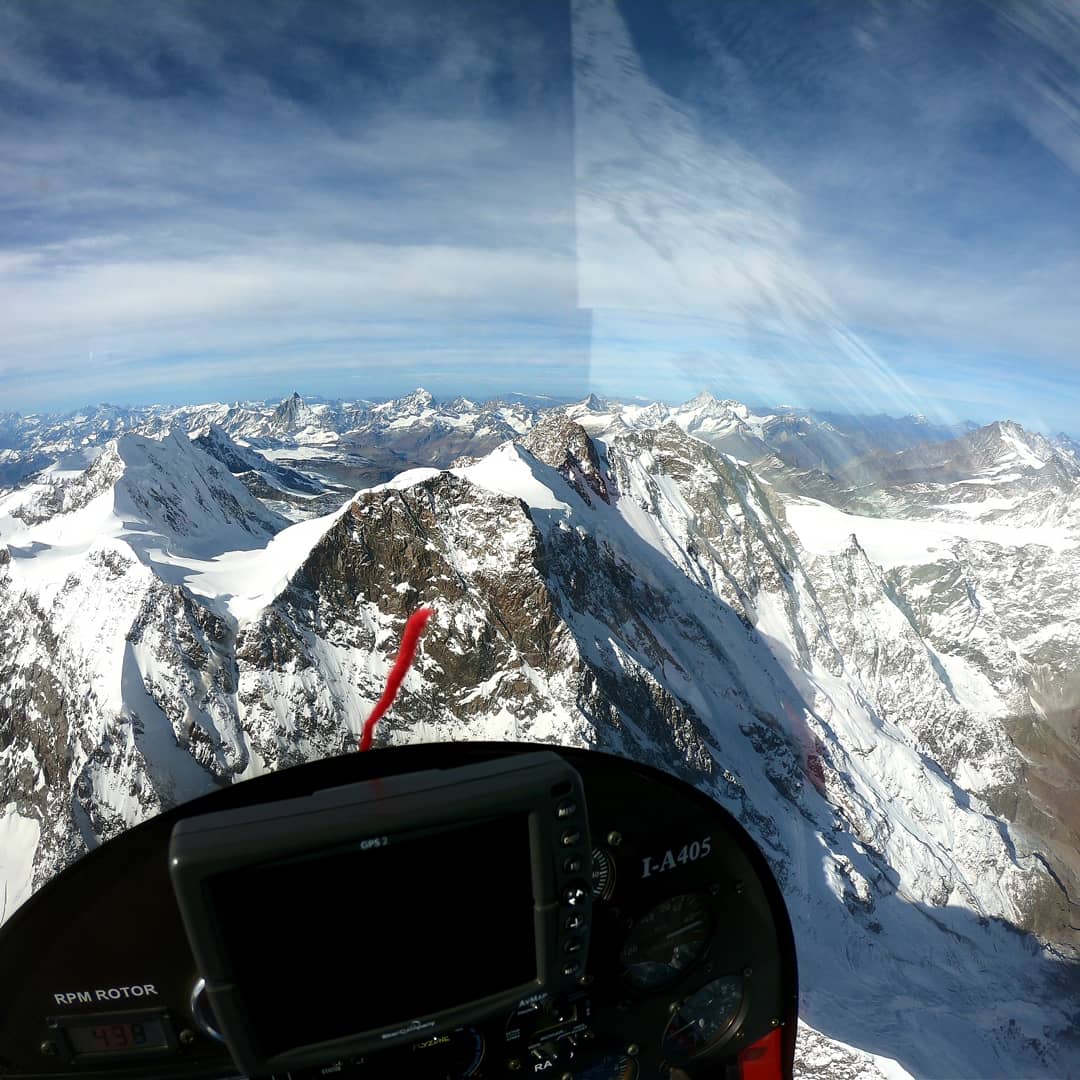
<box><xmin>0</xmin><ymin>743</ymin><xmax>797</xmax><ymax>1080</ymax></box>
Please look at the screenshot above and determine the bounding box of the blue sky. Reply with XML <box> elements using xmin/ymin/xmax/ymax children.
<box><xmin>2</xmin><ymin>0</ymin><xmax>1080</xmax><ymax>433</ymax></box>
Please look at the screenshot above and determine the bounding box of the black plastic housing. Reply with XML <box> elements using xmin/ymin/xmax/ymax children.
<box><xmin>0</xmin><ymin>742</ymin><xmax>798</xmax><ymax>1080</ymax></box>
<box><xmin>167</xmin><ymin>751</ymin><xmax>591</xmax><ymax>1076</ymax></box>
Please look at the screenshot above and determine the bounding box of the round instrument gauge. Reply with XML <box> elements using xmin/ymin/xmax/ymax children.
<box><xmin>620</xmin><ymin>893</ymin><xmax>712</xmax><ymax>990</ymax></box>
<box><xmin>591</xmin><ymin>846</ymin><xmax>616</xmax><ymax>900</ymax></box>
<box><xmin>662</xmin><ymin>974</ymin><xmax>745</xmax><ymax>1060</ymax></box>
<box><xmin>575</xmin><ymin>1052</ymin><xmax>639</xmax><ymax>1079</ymax></box>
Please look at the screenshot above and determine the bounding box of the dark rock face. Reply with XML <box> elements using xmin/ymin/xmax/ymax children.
<box><xmin>239</xmin><ymin>474</ymin><xmax>581</xmax><ymax>746</ymax></box>
<box><xmin>270</xmin><ymin>392</ymin><xmax>308</xmax><ymax>434</ymax></box>
<box><xmin>523</xmin><ymin>416</ymin><xmax>610</xmax><ymax>504</ymax></box>
<box><xmin>0</xmin><ymin>582</ymin><xmax>82</xmax><ymax>893</ymax></box>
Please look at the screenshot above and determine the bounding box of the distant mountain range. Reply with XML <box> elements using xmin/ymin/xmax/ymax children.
<box><xmin>0</xmin><ymin>388</ymin><xmax>1003</xmax><ymax>498</ymax></box>
<box><xmin>1</xmin><ymin>389</ymin><xmax>1078</xmax><ymax>1078</ymax></box>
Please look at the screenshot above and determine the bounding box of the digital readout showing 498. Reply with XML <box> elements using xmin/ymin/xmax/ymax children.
<box><xmin>64</xmin><ymin>1017</ymin><xmax>169</xmax><ymax>1056</ymax></box>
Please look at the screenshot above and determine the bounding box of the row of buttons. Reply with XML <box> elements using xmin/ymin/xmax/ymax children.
<box><xmin>554</xmin><ymin>796</ymin><xmax>587</xmax><ymax>979</ymax></box>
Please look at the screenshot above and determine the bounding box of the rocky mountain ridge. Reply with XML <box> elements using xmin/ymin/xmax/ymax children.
<box><xmin>0</xmin><ymin>396</ymin><xmax>1078</xmax><ymax>1077</ymax></box>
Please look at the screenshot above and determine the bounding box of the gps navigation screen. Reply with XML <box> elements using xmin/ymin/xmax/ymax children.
<box><xmin>210</xmin><ymin>815</ymin><xmax>537</xmax><ymax>1054</ymax></box>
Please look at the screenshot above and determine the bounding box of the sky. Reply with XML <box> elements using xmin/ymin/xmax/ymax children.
<box><xmin>2</xmin><ymin>0</ymin><xmax>1080</xmax><ymax>432</ymax></box>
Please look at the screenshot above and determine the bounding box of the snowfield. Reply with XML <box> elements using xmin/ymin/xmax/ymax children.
<box><xmin>0</xmin><ymin>810</ymin><xmax>38</xmax><ymax>925</ymax></box>
<box><xmin>785</xmin><ymin>497</ymin><xmax>1077</xmax><ymax>569</ymax></box>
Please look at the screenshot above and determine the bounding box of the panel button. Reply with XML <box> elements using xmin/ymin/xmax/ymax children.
<box><xmin>563</xmin><ymin>856</ymin><xmax>582</xmax><ymax>874</ymax></box>
<box><xmin>563</xmin><ymin>885</ymin><xmax>588</xmax><ymax>907</ymax></box>
<box><xmin>556</xmin><ymin>800</ymin><xmax>578</xmax><ymax>819</ymax></box>
<box><xmin>562</xmin><ymin>963</ymin><xmax>581</xmax><ymax>977</ymax></box>
<box><xmin>564</xmin><ymin>939</ymin><xmax>582</xmax><ymax>954</ymax></box>
<box><xmin>565</xmin><ymin>913</ymin><xmax>585</xmax><ymax>931</ymax></box>
<box><xmin>561</xmin><ymin>830</ymin><xmax>581</xmax><ymax>847</ymax></box>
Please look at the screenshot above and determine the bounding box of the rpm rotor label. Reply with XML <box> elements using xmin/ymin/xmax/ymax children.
<box><xmin>52</xmin><ymin>984</ymin><xmax>159</xmax><ymax>1007</ymax></box>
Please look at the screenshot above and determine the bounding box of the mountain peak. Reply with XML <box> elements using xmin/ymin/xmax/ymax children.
<box><xmin>190</xmin><ymin>422</ymin><xmax>254</xmax><ymax>468</ymax></box>
<box><xmin>16</xmin><ymin>428</ymin><xmax>289</xmax><ymax>557</ymax></box>
<box><xmin>271</xmin><ymin>392</ymin><xmax>310</xmax><ymax>432</ymax></box>
<box><xmin>685</xmin><ymin>390</ymin><xmax>721</xmax><ymax>408</ymax></box>
<box><xmin>372</xmin><ymin>388</ymin><xmax>437</xmax><ymax>416</ymax></box>
<box><xmin>973</xmin><ymin>419</ymin><xmax>1053</xmax><ymax>469</ymax></box>
<box><xmin>274</xmin><ymin>391</ymin><xmax>303</xmax><ymax>412</ymax></box>
<box><xmin>681</xmin><ymin>391</ymin><xmax>750</xmax><ymax>420</ymax></box>
<box><xmin>521</xmin><ymin>415</ymin><xmax>610</xmax><ymax>505</ymax></box>
<box><xmin>126</xmin><ymin>430</ymin><xmax>288</xmax><ymax>547</ymax></box>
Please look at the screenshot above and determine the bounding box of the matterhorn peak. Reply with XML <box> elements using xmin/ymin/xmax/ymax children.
<box><xmin>268</xmin><ymin>391</ymin><xmax>314</xmax><ymax>434</ymax></box>
<box><xmin>276</xmin><ymin>391</ymin><xmax>303</xmax><ymax>411</ymax></box>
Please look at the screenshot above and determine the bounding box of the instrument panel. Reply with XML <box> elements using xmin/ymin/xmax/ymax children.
<box><xmin>0</xmin><ymin>743</ymin><xmax>797</xmax><ymax>1080</ymax></box>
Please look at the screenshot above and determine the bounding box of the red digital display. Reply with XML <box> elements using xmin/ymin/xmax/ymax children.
<box><xmin>64</xmin><ymin>1017</ymin><xmax>169</xmax><ymax>1055</ymax></box>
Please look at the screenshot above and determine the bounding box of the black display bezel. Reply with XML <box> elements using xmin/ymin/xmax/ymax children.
<box><xmin>48</xmin><ymin>1009</ymin><xmax>178</xmax><ymax>1064</ymax></box>
<box><xmin>168</xmin><ymin>751</ymin><xmax>591</xmax><ymax>1077</ymax></box>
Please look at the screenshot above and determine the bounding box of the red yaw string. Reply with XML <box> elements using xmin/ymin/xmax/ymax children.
<box><xmin>358</xmin><ymin>606</ymin><xmax>435</xmax><ymax>752</ymax></box>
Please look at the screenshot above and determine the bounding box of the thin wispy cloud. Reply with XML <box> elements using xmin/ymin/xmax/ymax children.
<box><xmin>0</xmin><ymin>0</ymin><xmax>1078</xmax><ymax>430</ymax></box>
<box><xmin>1000</xmin><ymin>0</ymin><xmax>1080</xmax><ymax>178</ymax></box>
<box><xmin>0</xmin><ymin>0</ymin><xmax>584</xmax><ymax>407</ymax></box>
<box><xmin>572</xmin><ymin>0</ymin><xmax>929</xmax><ymax>421</ymax></box>
<box><xmin>572</xmin><ymin>0</ymin><xmax>1080</xmax><ymax>427</ymax></box>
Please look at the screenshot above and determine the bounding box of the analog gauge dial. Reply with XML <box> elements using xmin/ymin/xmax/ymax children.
<box><xmin>591</xmin><ymin>846</ymin><xmax>616</xmax><ymax>900</ymax></box>
<box><xmin>662</xmin><ymin>974</ymin><xmax>745</xmax><ymax>1060</ymax></box>
<box><xmin>620</xmin><ymin>893</ymin><xmax>712</xmax><ymax>990</ymax></box>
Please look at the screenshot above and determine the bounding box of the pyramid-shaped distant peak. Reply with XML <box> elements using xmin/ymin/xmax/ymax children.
<box><xmin>683</xmin><ymin>390</ymin><xmax>746</xmax><ymax>413</ymax></box>
<box><xmin>685</xmin><ymin>390</ymin><xmax>720</xmax><ymax>407</ymax></box>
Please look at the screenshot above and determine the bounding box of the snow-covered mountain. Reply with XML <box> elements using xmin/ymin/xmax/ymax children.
<box><xmin>0</xmin><ymin>388</ymin><xmax>966</xmax><ymax>499</ymax></box>
<box><xmin>189</xmin><ymin>422</ymin><xmax>336</xmax><ymax>521</ymax></box>
<box><xmin>0</xmin><ymin>430</ymin><xmax>287</xmax><ymax>555</ymax></box>
<box><xmin>0</xmin><ymin>390</ymin><xmax>549</xmax><ymax>501</ymax></box>
<box><xmin>1</xmin><ymin>395</ymin><xmax>1079</xmax><ymax>1077</ymax></box>
<box><xmin>563</xmin><ymin>390</ymin><xmax>968</xmax><ymax>480</ymax></box>
<box><xmin>846</xmin><ymin>419</ymin><xmax>1078</xmax><ymax>491</ymax></box>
